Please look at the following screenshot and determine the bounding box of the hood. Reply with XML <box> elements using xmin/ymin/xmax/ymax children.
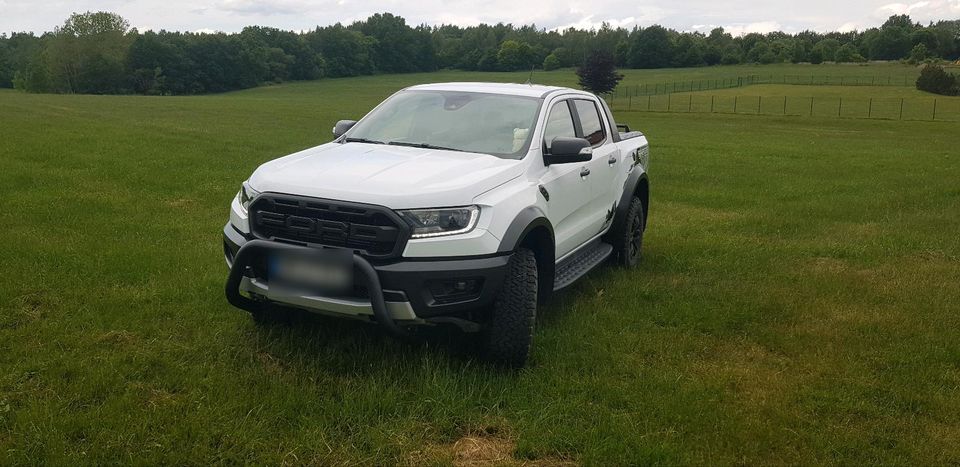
<box><xmin>248</xmin><ymin>142</ymin><xmax>526</xmax><ymax>209</ymax></box>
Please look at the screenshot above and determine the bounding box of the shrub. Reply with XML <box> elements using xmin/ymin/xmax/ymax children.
<box><xmin>542</xmin><ymin>53</ymin><xmax>560</xmax><ymax>71</ymax></box>
<box><xmin>915</xmin><ymin>64</ymin><xmax>958</xmax><ymax>96</ymax></box>
<box><xmin>835</xmin><ymin>44</ymin><xmax>865</xmax><ymax>63</ymax></box>
<box><xmin>758</xmin><ymin>51</ymin><xmax>778</xmax><ymax>64</ymax></box>
<box><xmin>809</xmin><ymin>47</ymin><xmax>824</xmax><ymax>64</ymax></box>
<box><xmin>908</xmin><ymin>43</ymin><xmax>929</xmax><ymax>64</ymax></box>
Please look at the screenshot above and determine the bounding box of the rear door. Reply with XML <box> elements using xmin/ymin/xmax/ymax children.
<box><xmin>538</xmin><ymin>98</ymin><xmax>595</xmax><ymax>258</ymax></box>
<box><xmin>571</xmin><ymin>98</ymin><xmax>621</xmax><ymax>236</ymax></box>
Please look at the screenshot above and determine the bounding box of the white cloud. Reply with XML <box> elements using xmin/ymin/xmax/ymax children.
<box><xmin>215</xmin><ymin>0</ymin><xmax>319</xmax><ymax>16</ymax></box>
<box><xmin>879</xmin><ymin>1</ymin><xmax>930</xmax><ymax>15</ymax></box>
<box><xmin>837</xmin><ymin>21</ymin><xmax>861</xmax><ymax>32</ymax></box>
<box><xmin>724</xmin><ymin>21</ymin><xmax>783</xmax><ymax>36</ymax></box>
<box><xmin>875</xmin><ymin>0</ymin><xmax>960</xmax><ymax>23</ymax></box>
<box><xmin>551</xmin><ymin>15</ymin><xmax>640</xmax><ymax>31</ymax></box>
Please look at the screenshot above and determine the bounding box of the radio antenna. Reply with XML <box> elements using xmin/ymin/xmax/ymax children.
<box><xmin>525</xmin><ymin>65</ymin><xmax>535</xmax><ymax>85</ymax></box>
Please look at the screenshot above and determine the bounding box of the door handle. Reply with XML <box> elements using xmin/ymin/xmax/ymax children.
<box><xmin>580</xmin><ymin>167</ymin><xmax>591</xmax><ymax>177</ymax></box>
<box><xmin>608</xmin><ymin>155</ymin><xmax>618</xmax><ymax>165</ymax></box>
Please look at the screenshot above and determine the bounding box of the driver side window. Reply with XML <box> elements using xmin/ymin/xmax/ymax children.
<box><xmin>542</xmin><ymin>100</ymin><xmax>576</xmax><ymax>153</ymax></box>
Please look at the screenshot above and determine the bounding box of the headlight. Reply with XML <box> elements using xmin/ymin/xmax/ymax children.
<box><xmin>236</xmin><ymin>182</ymin><xmax>259</xmax><ymax>214</ymax></box>
<box><xmin>399</xmin><ymin>206</ymin><xmax>480</xmax><ymax>238</ymax></box>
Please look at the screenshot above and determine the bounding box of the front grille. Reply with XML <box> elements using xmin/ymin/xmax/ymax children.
<box><xmin>248</xmin><ymin>193</ymin><xmax>409</xmax><ymax>259</ymax></box>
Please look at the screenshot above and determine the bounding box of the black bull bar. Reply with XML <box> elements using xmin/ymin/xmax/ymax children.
<box><xmin>224</xmin><ymin>239</ymin><xmax>409</xmax><ymax>337</ymax></box>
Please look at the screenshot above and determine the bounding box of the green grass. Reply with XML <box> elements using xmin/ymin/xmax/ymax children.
<box><xmin>614</xmin><ymin>62</ymin><xmax>924</xmax><ymax>87</ymax></box>
<box><xmin>610</xmin><ymin>84</ymin><xmax>960</xmax><ymax>121</ymax></box>
<box><xmin>2</xmin><ymin>64</ymin><xmax>960</xmax><ymax>464</ymax></box>
<box><xmin>220</xmin><ymin>62</ymin><xmax>927</xmax><ymax>100</ymax></box>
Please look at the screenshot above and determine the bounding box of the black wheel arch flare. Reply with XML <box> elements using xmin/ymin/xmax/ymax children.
<box><xmin>497</xmin><ymin>206</ymin><xmax>556</xmax><ymax>301</ymax></box>
<box><xmin>611</xmin><ymin>170</ymin><xmax>649</xmax><ymax>236</ymax></box>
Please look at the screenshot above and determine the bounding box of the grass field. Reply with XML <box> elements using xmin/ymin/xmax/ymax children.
<box><xmin>601</xmin><ymin>63</ymin><xmax>960</xmax><ymax>121</ymax></box>
<box><xmin>2</xmin><ymin>64</ymin><xmax>960</xmax><ymax>464</ymax></box>
<box><xmin>607</xmin><ymin>84</ymin><xmax>960</xmax><ymax>121</ymax></box>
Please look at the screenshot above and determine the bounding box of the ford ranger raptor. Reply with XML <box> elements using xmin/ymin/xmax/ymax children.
<box><xmin>224</xmin><ymin>82</ymin><xmax>650</xmax><ymax>367</ymax></box>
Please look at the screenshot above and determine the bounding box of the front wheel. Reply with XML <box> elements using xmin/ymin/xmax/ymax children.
<box><xmin>483</xmin><ymin>248</ymin><xmax>538</xmax><ymax>368</ymax></box>
<box><xmin>614</xmin><ymin>197</ymin><xmax>645</xmax><ymax>267</ymax></box>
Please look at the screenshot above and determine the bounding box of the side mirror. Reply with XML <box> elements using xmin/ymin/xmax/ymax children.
<box><xmin>545</xmin><ymin>137</ymin><xmax>592</xmax><ymax>165</ymax></box>
<box><xmin>332</xmin><ymin>120</ymin><xmax>357</xmax><ymax>138</ymax></box>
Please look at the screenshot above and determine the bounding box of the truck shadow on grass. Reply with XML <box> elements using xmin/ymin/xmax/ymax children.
<box><xmin>243</xmin><ymin>306</ymin><xmax>488</xmax><ymax>371</ymax></box>
<box><xmin>238</xmin><ymin>250</ymin><xmax>667</xmax><ymax>372</ymax></box>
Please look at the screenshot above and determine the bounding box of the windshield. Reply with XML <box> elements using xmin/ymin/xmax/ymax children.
<box><xmin>345</xmin><ymin>90</ymin><xmax>542</xmax><ymax>159</ymax></box>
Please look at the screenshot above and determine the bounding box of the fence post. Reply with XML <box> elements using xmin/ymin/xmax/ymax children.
<box><xmin>868</xmin><ymin>98</ymin><xmax>873</xmax><ymax>118</ymax></box>
<box><xmin>734</xmin><ymin>95</ymin><xmax>738</xmax><ymax>113</ymax></box>
<box><xmin>838</xmin><ymin>97</ymin><xmax>842</xmax><ymax>117</ymax></box>
<box><xmin>899</xmin><ymin>98</ymin><xmax>904</xmax><ymax>120</ymax></box>
<box><xmin>783</xmin><ymin>96</ymin><xmax>787</xmax><ymax>115</ymax></box>
<box><xmin>668</xmin><ymin>93</ymin><xmax>671</xmax><ymax>112</ymax></box>
<box><xmin>629</xmin><ymin>94</ymin><xmax>632</xmax><ymax>110</ymax></box>
<box><xmin>711</xmin><ymin>95</ymin><xmax>715</xmax><ymax>113</ymax></box>
<box><xmin>688</xmin><ymin>94</ymin><xmax>692</xmax><ymax>112</ymax></box>
<box><xmin>810</xmin><ymin>97</ymin><xmax>814</xmax><ymax>116</ymax></box>
<box><xmin>933</xmin><ymin>98</ymin><xmax>938</xmax><ymax>121</ymax></box>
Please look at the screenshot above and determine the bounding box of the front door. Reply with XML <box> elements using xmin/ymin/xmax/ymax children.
<box><xmin>539</xmin><ymin>99</ymin><xmax>595</xmax><ymax>258</ymax></box>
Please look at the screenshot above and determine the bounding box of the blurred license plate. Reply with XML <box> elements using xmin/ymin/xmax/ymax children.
<box><xmin>268</xmin><ymin>249</ymin><xmax>353</xmax><ymax>296</ymax></box>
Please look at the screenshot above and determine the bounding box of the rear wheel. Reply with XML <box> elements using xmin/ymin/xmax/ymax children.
<box><xmin>483</xmin><ymin>248</ymin><xmax>538</xmax><ymax>368</ymax></box>
<box><xmin>614</xmin><ymin>197</ymin><xmax>645</xmax><ymax>267</ymax></box>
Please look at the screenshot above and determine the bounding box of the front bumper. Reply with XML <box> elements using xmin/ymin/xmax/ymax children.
<box><xmin>223</xmin><ymin>223</ymin><xmax>508</xmax><ymax>331</ymax></box>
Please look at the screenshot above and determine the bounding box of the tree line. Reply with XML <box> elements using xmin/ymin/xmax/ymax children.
<box><xmin>1</xmin><ymin>11</ymin><xmax>958</xmax><ymax>95</ymax></box>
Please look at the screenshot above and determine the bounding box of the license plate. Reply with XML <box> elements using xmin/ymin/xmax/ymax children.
<box><xmin>268</xmin><ymin>249</ymin><xmax>353</xmax><ymax>296</ymax></box>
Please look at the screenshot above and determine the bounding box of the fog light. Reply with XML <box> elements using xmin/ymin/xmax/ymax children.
<box><xmin>427</xmin><ymin>278</ymin><xmax>483</xmax><ymax>304</ymax></box>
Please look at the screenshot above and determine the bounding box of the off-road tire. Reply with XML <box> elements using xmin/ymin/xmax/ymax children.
<box><xmin>615</xmin><ymin>197</ymin><xmax>645</xmax><ymax>267</ymax></box>
<box><xmin>484</xmin><ymin>248</ymin><xmax>538</xmax><ymax>368</ymax></box>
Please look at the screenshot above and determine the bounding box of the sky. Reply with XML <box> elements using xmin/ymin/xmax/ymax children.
<box><xmin>1</xmin><ymin>0</ymin><xmax>958</xmax><ymax>36</ymax></box>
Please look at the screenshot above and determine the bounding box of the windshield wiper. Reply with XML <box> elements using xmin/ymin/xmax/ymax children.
<box><xmin>343</xmin><ymin>137</ymin><xmax>385</xmax><ymax>145</ymax></box>
<box><xmin>387</xmin><ymin>141</ymin><xmax>465</xmax><ymax>152</ymax></box>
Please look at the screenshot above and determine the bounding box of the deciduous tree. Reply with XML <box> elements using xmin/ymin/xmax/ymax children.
<box><xmin>576</xmin><ymin>50</ymin><xmax>623</xmax><ymax>95</ymax></box>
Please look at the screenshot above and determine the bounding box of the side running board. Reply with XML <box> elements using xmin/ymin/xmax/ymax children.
<box><xmin>553</xmin><ymin>241</ymin><xmax>613</xmax><ymax>291</ymax></box>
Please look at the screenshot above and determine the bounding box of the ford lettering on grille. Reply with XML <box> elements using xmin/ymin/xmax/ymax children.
<box><xmin>249</xmin><ymin>195</ymin><xmax>408</xmax><ymax>258</ymax></box>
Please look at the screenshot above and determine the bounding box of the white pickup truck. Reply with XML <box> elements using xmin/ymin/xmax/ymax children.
<box><xmin>224</xmin><ymin>82</ymin><xmax>650</xmax><ymax>367</ymax></box>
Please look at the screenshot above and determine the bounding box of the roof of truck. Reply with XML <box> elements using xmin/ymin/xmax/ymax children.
<box><xmin>404</xmin><ymin>82</ymin><xmax>584</xmax><ymax>98</ymax></box>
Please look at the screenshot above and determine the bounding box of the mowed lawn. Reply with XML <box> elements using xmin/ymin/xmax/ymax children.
<box><xmin>1</xmin><ymin>66</ymin><xmax>959</xmax><ymax>464</ymax></box>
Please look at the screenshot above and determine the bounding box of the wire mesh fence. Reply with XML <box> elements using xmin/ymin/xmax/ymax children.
<box><xmin>612</xmin><ymin>74</ymin><xmax>917</xmax><ymax>97</ymax></box>
<box><xmin>608</xmin><ymin>94</ymin><xmax>960</xmax><ymax>121</ymax></box>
